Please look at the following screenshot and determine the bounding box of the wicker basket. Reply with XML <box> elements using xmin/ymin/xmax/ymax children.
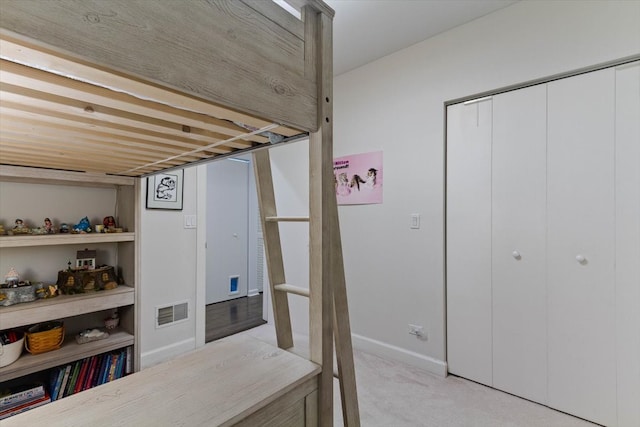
<box><xmin>25</xmin><ymin>321</ymin><xmax>64</xmax><ymax>354</ymax></box>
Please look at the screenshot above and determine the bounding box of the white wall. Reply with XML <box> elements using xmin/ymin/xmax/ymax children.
<box><xmin>139</xmin><ymin>167</ymin><xmax>199</xmax><ymax>368</ymax></box>
<box><xmin>272</xmin><ymin>0</ymin><xmax>640</xmax><ymax>374</ymax></box>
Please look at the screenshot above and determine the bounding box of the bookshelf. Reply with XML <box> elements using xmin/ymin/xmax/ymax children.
<box><xmin>0</xmin><ymin>166</ymin><xmax>138</xmax><ymax>399</ymax></box>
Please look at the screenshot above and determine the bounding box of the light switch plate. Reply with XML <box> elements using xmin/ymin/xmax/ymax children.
<box><xmin>184</xmin><ymin>214</ymin><xmax>197</xmax><ymax>229</ymax></box>
<box><xmin>410</xmin><ymin>213</ymin><xmax>420</xmax><ymax>229</ymax></box>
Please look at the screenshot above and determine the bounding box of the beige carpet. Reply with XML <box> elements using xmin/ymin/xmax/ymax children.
<box><xmin>240</xmin><ymin>324</ymin><xmax>597</xmax><ymax>427</ymax></box>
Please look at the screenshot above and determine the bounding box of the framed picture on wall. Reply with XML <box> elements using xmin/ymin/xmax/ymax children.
<box><xmin>146</xmin><ymin>169</ymin><xmax>184</xmax><ymax>210</ymax></box>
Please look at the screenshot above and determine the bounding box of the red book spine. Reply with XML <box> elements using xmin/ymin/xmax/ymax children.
<box><xmin>83</xmin><ymin>356</ymin><xmax>98</xmax><ymax>391</ymax></box>
<box><xmin>73</xmin><ymin>359</ymin><xmax>89</xmax><ymax>395</ymax></box>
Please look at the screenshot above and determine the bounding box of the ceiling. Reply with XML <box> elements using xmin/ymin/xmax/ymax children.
<box><xmin>325</xmin><ymin>0</ymin><xmax>519</xmax><ymax>75</ymax></box>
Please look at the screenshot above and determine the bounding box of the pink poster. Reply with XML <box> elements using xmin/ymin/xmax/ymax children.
<box><xmin>333</xmin><ymin>151</ymin><xmax>383</xmax><ymax>205</ymax></box>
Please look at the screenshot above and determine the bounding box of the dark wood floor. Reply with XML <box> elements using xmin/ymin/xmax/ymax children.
<box><xmin>205</xmin><ymin>294</ymin><xmax>266</xmax><ymax>343</ymax></box>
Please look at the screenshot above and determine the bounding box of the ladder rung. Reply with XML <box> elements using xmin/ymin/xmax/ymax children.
<box><xmin>265</xmin><ymin>216</ymin><xmax>310</xmax><ymax>222</ymax></box>
<box><xmin>274</xmin><ymin>284</ymin><xmax>310</xmax><ymax>297</ymax></box>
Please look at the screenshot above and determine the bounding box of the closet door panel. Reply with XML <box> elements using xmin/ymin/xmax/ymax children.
<box><xmin>446</xmin><ymin>100</ymin><xmax>493</xmax><ymax>386</ymax></box>
<box><xmin>492</xmin><ymin>85</ymin><xmax>547</xmax><ymax>403</ymax></box>
<box><xmin>615</xmin><ymin>61</ymin><xmax>640</xmax><ymax>427</ymax></box>
<box><xmin>547</xmin><ymin>68</ymin><xmax>616</xmax><ymax>426</ymax></box>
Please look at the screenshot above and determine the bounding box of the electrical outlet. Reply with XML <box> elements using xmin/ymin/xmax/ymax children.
<box><xmin>408</xmin><ymin>324</ymin><xmax>427</xmax><ymax>340</ymax></box>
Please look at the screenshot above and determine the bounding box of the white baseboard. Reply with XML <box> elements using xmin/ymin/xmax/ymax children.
<box><xmin>140</xmin><ymin>337</ymin><xmax>196</xmax><ymax>370</ymax></box>
<box><xmin>351</xmin><ymin>333</ymin><xmax>448</xmax><ymax>377</ymax></box>
<box><xmin>248</xmin><ymin>288</ymin><xmax>260</xmax><ymax>297</ymax></box>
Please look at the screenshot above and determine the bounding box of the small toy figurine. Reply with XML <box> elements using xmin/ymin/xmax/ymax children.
<box><xmin>73</xmin><ymin>216</ymin><xmax>92</xmax><ymax>233</ymax></box>
<box><xmin>12</xmin><ymin>219</ymin><xmax>30</xmax><ymax>235</ymax></box>
<box><xmin>4</xmin><ymin>267</ymin><xmax>20</xmax><ymax>287</ymax></box>
<box><xmin>103</xmin><ymin>216</ymin><xmax>116</xmax><ymax>229</ymax></box>
<box><xmin>43</xmin><ymin>217</ymin><xmax>55</xmax><ymax>234</ymax></box>
<box><xmin>104</xmin><ymin>309</ymin><xmax>119</xmax><ymax>329</ymax></box>
<box><xmin>60</xmin><ymin>223</ymin><xmax>69</xmax><ymax>233</ymax></box>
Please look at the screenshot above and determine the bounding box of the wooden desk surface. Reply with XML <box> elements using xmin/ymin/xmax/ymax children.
<box><xmin>3</xmin><ymin>335</ymin><xmax>320</xmax><ymax>426</ymax></box>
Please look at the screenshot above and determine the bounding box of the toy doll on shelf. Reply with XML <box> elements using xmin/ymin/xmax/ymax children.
<box><xmin>11</xmin><ymin>218</ymin><xmax>30</xmax><ymax>235</ymax></box>
<box><xmin>43</xmin><ymin>217</ymin><xmax>56</xmax><ymax>234</ymax></box>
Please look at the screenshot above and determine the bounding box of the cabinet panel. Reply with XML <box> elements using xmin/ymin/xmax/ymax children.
<box><xmin>614</xmin><ymin>61</ymin><xmax>640</xmax><ymax>427</ymax></box>
<box><xmin>446</xmin><ymin>100</ymin><xmax>493</xmax><ymax>386</ymax></box>
<box><xmin>547</xmin><ymin>68</ymin><xmax>616</xmax><ymax>426</ymax></box>
<box><xmin>492</xmin><ymin>85</ymin><xmax>547</xmax><ymax>403</ymax></box>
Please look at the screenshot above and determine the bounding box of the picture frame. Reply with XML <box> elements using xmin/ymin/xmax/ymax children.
<box><xmin>146</xmin><ymin>169</ymin><xmax>184</xmax><ymax>210</ymax></box>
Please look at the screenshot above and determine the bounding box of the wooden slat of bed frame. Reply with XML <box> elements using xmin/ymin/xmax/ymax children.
<box><xmin>0</xmin><ymin>107</ymin><xmax>222</xmax><ymax>159</ymax></box>
<box><xmin>0</xmin><ymin>87</ymin><xmax>236</xmax><ymax>154</ymax></box>
<box><xmin>0</xmin><ymin>36</ymin><xmax>300</xmax><ymax>138</ymax></box>
<box><xmin>0</xmin><ymin>0</ymin><xmax>317</xmax><ymax>132</ymax></box>
<box><xmin>0</xmin><ymin>33</ymin><xmax>313</xmax><ymax>176</ymax></box>
<box><xmin>0</xmin><ymin>61</ymin><xmax>263</xmax><ymax>145</ymax></box>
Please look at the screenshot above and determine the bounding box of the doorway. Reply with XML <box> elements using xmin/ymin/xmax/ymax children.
<box><xmin>205</xmin><ymin>157</ymin><xmax>265</xmax><ymax>342</ymax></box>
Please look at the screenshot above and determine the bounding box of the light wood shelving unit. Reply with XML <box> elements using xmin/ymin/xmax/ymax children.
<box><xmin>0</xmin><ymin>166</ymin><xmax>138</xmax><ymax>392</ymax></box>
<box><xmin>0</xmin><ymin>232</ymin><xmax>135</xmax><ymax>248</ymax></box>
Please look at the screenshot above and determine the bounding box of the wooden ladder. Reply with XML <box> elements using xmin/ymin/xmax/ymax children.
<box><xmin>253</xmin><ymin>145</ymin><xmax>359</xmax><ymax>427</ymax></box>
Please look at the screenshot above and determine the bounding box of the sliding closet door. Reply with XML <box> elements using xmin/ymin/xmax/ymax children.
<box><xmin>446</xmin><ymin>99</ymin><xmax>492</xmax><ymax>386</ymax></box>
<box><xmin>491</xmin><ymin>85</ymin><xmax>547</xmax><ymax>403</ymax></box>
<box><xmin>615</xmin><ymin>61</ymin><xmax>640</xmax><ymax>427</ymax></box>
<box><xmin>547</xmin><ymin>68</ymin><xmax>616</xmax><ymax>426</ymax></box>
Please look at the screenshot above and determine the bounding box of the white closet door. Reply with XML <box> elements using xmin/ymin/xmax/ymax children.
<box><xmin>446</xmin><ymin>99</ymin><xmax>493</xmax><ymax>386</ymax></box>
<box><xmin>492</xmin><ymin>85</ymin><xmax>547</xmax><ymax>403</ymax></box>
<box><xmin>547</xmin><ymin>68</ymin><xmax>617</xmax><ymax>426</ymax></box>
<box><xmin>615</xmin><ymin>61</ymin><xmax>640</xmax><ymax>427</ymax></box>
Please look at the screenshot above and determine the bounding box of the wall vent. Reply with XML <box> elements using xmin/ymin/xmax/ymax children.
<box><xmin>156</xmin><ymin>301</ymin><xmax>189</xmax><ymax>328</ymax></box>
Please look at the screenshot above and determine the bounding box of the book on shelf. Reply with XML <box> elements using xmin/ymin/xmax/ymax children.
<box><xmin>63</xmin><ymin>360</ymin><xmax>81</xmax><ymax>398</ymax></box>
<box><xmin>0</xmin><ymin>383</ymin><xmax>45</xmax><ymax>411</ymax></box>
<box><xmin>49</xmin><ymin>366</ymin><xmax>64</xmax><ymax>401</ymax></box>
<box><xmin>54</xmin><ymin>347</ymin><xmax>131</xmax><ymax>395</ymax></box>
<box><xmin>82</xmin><ymin>356</ymin><xmax>98</xmax><ymax>392</ymax></box>
<box><xmin>107</xmin><ymin>353</ymin><xmax>118</xmax><ymax>383</ymax></box>
<box><xmin>56</xmin><ymin>364</ymin><xmax>72</xmax><ymax>401</ymax></box>
<box><xmin>115</xmin><ymin>350</ymin><xmax>125</xmax><ymax>380</ymax></box>
<box><xmin>73</xmin><ymin>358</ymin><xmax>90</xmax><ymax>395</ymax></box>
<box><xmin>92</xmin><ymin>354</ymin><xmax>106</xmax><ymax>388</ymax></box>
<box><xmin>125</xmin><ymin>346</ymin><xmax>133</xmax><ymax>375</ymax></box>
<box><xmin>0</xmin><ymin>391</ymin><xmax>50</xmax><ymax>420</ymax></box>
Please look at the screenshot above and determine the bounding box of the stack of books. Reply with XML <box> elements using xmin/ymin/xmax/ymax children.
<box><xmin>0</xmin><ymin>383</ymin><xmax>51</xmax><ymax>419</ymax></box>
<box><xmin>49</xmin><ymin>346</ymin><xmax>131</xmax><ymax>401</ymax></box>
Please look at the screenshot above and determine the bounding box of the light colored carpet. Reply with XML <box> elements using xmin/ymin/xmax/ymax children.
<box><xmin>240</xmin><ymin>324</ymin><xmax>597</xmax><ymax>427</ymax></box>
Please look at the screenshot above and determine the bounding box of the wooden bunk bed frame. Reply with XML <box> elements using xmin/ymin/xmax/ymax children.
<box><xmin>0</xmin><ymin>1</ymin><xmax>358</xmax><ymax>426</ymax></box>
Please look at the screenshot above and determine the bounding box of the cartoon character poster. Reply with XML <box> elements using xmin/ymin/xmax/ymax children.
<box><xmin>333</xmin><ymin>151</ymin><xmax>383</xmax><ymax>205</ymax></box>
